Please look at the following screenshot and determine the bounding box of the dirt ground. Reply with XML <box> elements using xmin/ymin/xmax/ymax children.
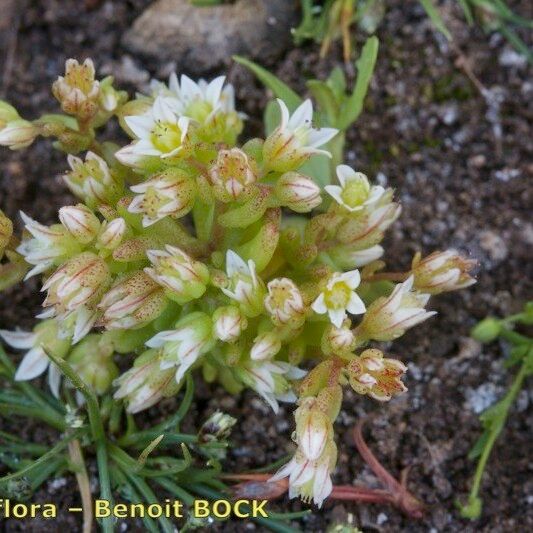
<box><xmin>0</xmin><ymin>0</ymin><xmax>531</xmax><ymax>532</ymax></box>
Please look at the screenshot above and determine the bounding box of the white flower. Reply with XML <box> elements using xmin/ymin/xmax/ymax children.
<box><xmin>113</xmin><ymin>355</ymin><xmax>175</xmax><ymax>414</ymax></box>
<box><xmin>153</xmin><ymin>74</ymin><xmax>238</xmax><ymax>121</ymax></box>
<box><xmin>64</xmin><ymin>152</ymin><xmax>123</xmax><ymax>208</ymax></box>
<box><xmin>221</xmin><ymin>250</ymin><xmax>265</xmax><ymax>317</ymax></box>
<box><xmin>265</xmin><ymin>277</ymin><xmax>305</xmax><ymax>326</ymax></box>
<box><xmin>357</xmin><ymin>276</ymin><xmax>436</xmax><ymax>341</ymax></box>
<box><xmin>146</xmin><ymin>312</ymin><xmax>214</xmax><ymax>384</ymax></box>
<box><xmin>41</xmin><ymin>252</ymin><xmax>110</xmax><ymax>315</ymax></box>
<box><xmin>209</xmin><ymin>148</ymin><xmax>257</xmax><ymax>202</ymax></box>
<box><xmin>325</xmin><ymin>165</ymin><xmax>385</xmax><ymax>212</ymax></box>
<box><xmin>16</xmin><ymin>211</ymin><xmax>79</xmax><ymax>279</ymax></box>
<box><xmin>239</xmin><ymin>360</ymin><xmax>306</xmax><ymax>413</ymax></box>
<box><xmin>145</xmin><ymin>245</ymin><xmax>209</xmax><ymax>303</ymax></box>
<box><xmin>115</xmin><ymin>96</ymin><xmax>190</xmax><ymax>164</ymax></box>
<box><xmin>0</xmin><ymin>321</ymin><xmax>71</xmax><ymax>397</ymax></box>
<box><xmin>128</xmin><ymin>168</ymin><xmax>196</xmax><ymax>227</ymax></box>
<box><xmin>311</xmin><ymin>270</ymin><xmax>366</xmax><ymax>328</ymax></box>
<box><xmin>98</xmin><ymin>271</ymin><xmax>167</xmax><ymax>330</ymax></box>
<box><xmin>263</xmin><ymin>99</ymin><xmax>338</xmax><ymax>172</ymax></box>
<box><xmin>270</xmin><ymin>449</ymin><xmax>335</xmax><ymax>508</ymax></box>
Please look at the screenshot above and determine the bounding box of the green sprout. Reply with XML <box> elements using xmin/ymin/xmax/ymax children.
<box><xmin>458</xmin><ymin>301</ymin><xmax>533</xmax><ymax>519</ymax></box>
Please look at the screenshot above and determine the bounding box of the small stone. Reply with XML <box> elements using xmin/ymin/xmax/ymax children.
<box><xmin>123</xmin><ymin>0</ymin><xmax>298</xmax><ymax>75</ymax></box>
<box><xmin>479</xmin><ymin>230</ymin><xmax>508</xmax><ymax>262</ymax></box>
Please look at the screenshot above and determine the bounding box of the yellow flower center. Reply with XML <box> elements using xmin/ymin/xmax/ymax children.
<box><xmin>323</xmin><ymin>281</ymin><xmax>351</xmax><ymax>309</ymax></box>
<box><xmin>340</xmin><ymin>179</ymin><xmax>369</xmax><ymax>208</ymax></box>
<box><xmin>151</xmin><ymin>121</ymin><xmax>184</xmax><ymax>154</ymax></box>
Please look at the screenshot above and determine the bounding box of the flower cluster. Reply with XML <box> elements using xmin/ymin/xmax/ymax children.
<box><xmin>0</xmin><ymin>59</ymin><xmax>476</xmax><ymax>508</ymax></box>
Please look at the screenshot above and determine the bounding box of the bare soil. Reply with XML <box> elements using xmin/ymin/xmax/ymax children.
<box><xmin>0</xmin><ymin>1</ymin><xmax>531</xmax><ymax>532</ymax></box>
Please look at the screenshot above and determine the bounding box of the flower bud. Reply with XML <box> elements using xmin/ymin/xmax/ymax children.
<box><xmin>52</xmin><ymin>58</ymin><xmax>100</xmax><ymax>120</ymax></box>
<box><xmin>209</xmin><ymin>148</ymin><xmax>257</xmax><ymax>202</ymax></box>
<box><xmin>263</xmin><ymin>99</ymin><xmax>337</xmax><ymax>172</ymax></box>
<box><xmin>96</xmin><ymin>218</ymin><xmax>127</xmax><ymax>252</ymax></box>
<box><xmin>42</xmin><ymin>252</ymin><xmax>110</xmax><ymax>314</ymax></box>
<box><xmin>146</xmin><ymin>312</ymin><xmax>214</xmax><ymax>384</ymax></box>
<box><xmin>114</xmin><ymin>350</ymin><xmax>178</xmax><ymax>413</ymax></box>
<box><xmin>145</xmin><ymin>245</ymin><xmax>209</xmax><ymax>304</ymax></box>
<box><xmin>250</xmin><ymin>331</ymin><xmax>282</xmax><ymax>361</ymax></box>
<box><xmin>98</xmin><ymin>76</ymin><xmax>127</xmax><ymax>113</ymax></box>
<box><xmin>59</xmin><ymin>204</ymin><xmax>101</xmax><ymax>244</ymax></box>
<box><xmin>212</xmin><ymin>305</ymin><xmax>248</xmax><ymax>343</ymax></box>
<box><xmin>0</xmin><ymin>210</ymin><xmax>13</xmax><ymax>256</ymax></box>
<box><xmin>321</xmin><ymin>322</ymin><xmax>356</xmax><ymax>356</ymax></box>
<box><xmin>198</xmin><ymin>411</ymin><xmax>237</xmax><ymax>443</ymax></box>
<box><xmin>221</xmin><ymin>250</ymin><xmax>266</xmax><ymax>317</ymax></box>
<box><xmin>68</xmin><ymin>334</ymin><xmax>119</xmax><ymax>395</ymax></box>
<box><xmin>0</xmin><ymin>120</ymin><xmax>39</xmax><ymax>150</ymax></box>
<box><xmin>129</xmin><ymin>168</ymin><xmax>197</xmax><ymax>227</ymax></box>
<box><xmin>410</xmin><ymin>250</ymin><xmax>477</xmax><ymax>294</ymax></box>
<box><xmin>275</xmin><ymin>172</ymin><xmax>321</xmax><ymax>213</ymax></box>
<box><xmin>99</xmin><ymin>271</ymin><xmax>168</xmax><ymax>329</ymax></box>
<box><xmin>265</xmin><ymin>277</ymin><xmax>305</xmax><ymax>327</ymax></box>
<box><xmin>64</xmin><ymin>152</ymin><xmax>123</xmax><ymax>208</ymax></box>
<box><xmin>471</xmin><ymin>317</ymin><xmax>501</xmax><ymax>343</ymax></box>
<box><xmin>346</xmin><ymin>349</ymin><xmax>407</xmax><ymax>401</ymax></box>
<box><xmin>294</xmin><ymin>396</ymin><xmax>333</xmax><ymax>460</ymax></box>
<box><xmin>355</xmin><ymin>276</ymin><xmax>436</xmax><ymax>342</ymax></box>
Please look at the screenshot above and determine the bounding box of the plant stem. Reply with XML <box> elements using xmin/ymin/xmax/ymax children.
<box><xmin>44</xmin><ymin>350</ymin><xmax>114</xmax><ymax>533</ymax></box>
<box><xmin>465</xmin><ymin>358</ymin><xmax>530</xmax><ymax>513</ymax></box>
<box><xmin>68</xmin><ymin>439</ymin><xmax>93</xmax><ymax>533</ymax></box>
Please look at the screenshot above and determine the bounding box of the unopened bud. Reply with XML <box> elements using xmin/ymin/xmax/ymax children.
<box><xmin>250</xmin><ymin>331</ymin><xmax>282</xmax><ymax>361</ymax></box>
<box><xmin>471</xmin><ymin>317</ymin><xmax>501</xmax><ymax>343</ymax></box>
<box><xmin>59</xmin><ymin>204</ymin><xmax>101</xmax><ymax>244</ymax></box>
<box><xmin>198</xmin><ymin>411</ymin><xmax>237</xmax><ymax>443</ymax></box>
<box><xmin>97</xmin><ymin>218</ymin><xmax>127</xmax><ymax>252</ymax></box>
<box><xmin>321</xmin><ymin>323</ymin><xmax>356</xmax><ymax>355</ymax></box>
<box><xmin>0</xmin><ymin>120</ymin><xmax>39</xmax><ymax>150</ymax></box>
<box><xmin>275</xmin><ymin>172</ymin><xmax>321</xmax><ymax>213</ymax></box>
<box><xmin>68</xmin><ymin>334</ymin><xmax>119</xmax><ymax>395</ymax></box>
<box><xmin>212</xmin><ymin>305</ymin><xmax>247</xmax><ymax>343</ymax></box>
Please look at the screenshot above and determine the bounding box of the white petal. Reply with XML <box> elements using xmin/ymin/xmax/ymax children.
<box><xmin>311</xmin><ymin>293</ymin><xmax>327</xmax><ymax>314</ymax></box>
<box><xmin>341</xmin><ymin>269</ymin><xmax>361</xmax><ymax>289</ymax></box>
<box><xmin>328</xmin><ymin>308</ymin><xmax>346</xmax><ymax>328</ymax></box>
<box><xmin>276</xmin><ymin>99</ymin><xmax>290</xmax><ymax>130</ymax></box>
<box><xmin>347</xmin><ymin>293</ymin><xmax>366</xmax><ymax>315</ymax></box>
<box><xmin>307</xmin><ymin>127</ymin><xmax>338</xmax><ymax>148</ymax></box>
<box><xmin>335</xmin><ymin>164</ymin><xmax>356</xmax><ymax>186</ymax></box>
<box><xmin>288</xmin><ymin>99</ymin><xmax>313</xmax><ymax>131</ymax></box>
<box><xmin>14</xmin><ymin>347</ymin><xmax>49</xmax><ymax>380</ymax></box>
<box><xmin>0</xmin><ymin>329</ymin><xmax>35</xmax><ymax>349</ymax></box>
<box><xmin>47</xmin><ymin>363</ymin><xmax>62</xmax><ymax>398</ymax></box>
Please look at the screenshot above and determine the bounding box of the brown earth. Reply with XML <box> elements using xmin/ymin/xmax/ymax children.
<box><xmin>0</xmin><ymin>0</ymin><xmax>531</xmax><ymax>532</ymax></box>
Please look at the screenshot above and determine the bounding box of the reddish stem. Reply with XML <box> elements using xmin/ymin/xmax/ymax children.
<box><xmin>224</xmin><ymin>421</ymin><xmax>425</xmax><ymax>518</ymax></box>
